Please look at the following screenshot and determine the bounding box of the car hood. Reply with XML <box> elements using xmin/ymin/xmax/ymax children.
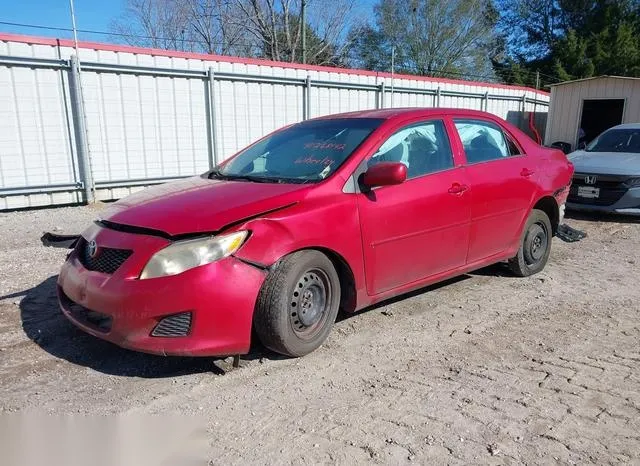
<box><xmin>100</xmin><ymin>176</ymin><xmax>309</xmax><ymax>236</ymax></box>
<box><xmin>568</xmin><ymin>150</ymin><xmax>640</xmax><ymax>175</ymax></box>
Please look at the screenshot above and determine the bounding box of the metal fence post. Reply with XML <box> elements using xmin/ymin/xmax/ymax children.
<box><xmin>483</xmin><ymin>91</ymin><xmax>489</xmax><ymax>111</ymax></box>
<box><xmin>304</xmin><ymin>76</ymin><xmax>312</xmax><ymax>120</ymax></box>
<box><xmin>207</xmin><ymin>67</ymin><xmax>219</xmax><ymax>168</ymax></box>
<box><xmin>379</xmin><ymin>82</ymin><xmax>386</xmax><ymax>109</ymax></box>
<box><xmin>68</xmin><ymin>54</ymin><xmax>94</xmax><ymax>204</ymax></box>
<box><xmin>436</xmin><ymin>86</ymin><xmax>441</xmax><ymax>107</ymax></box>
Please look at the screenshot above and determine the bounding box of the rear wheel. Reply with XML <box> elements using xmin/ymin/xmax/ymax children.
<box><xmin>508</xmin><ymin>209</ymin><xmax>552</xmax><ymax>277</ymax></box>
<box><xmin>254</xmin><ymin>250</ymin><xmax>341</xmax><ymax>357</ymax></box>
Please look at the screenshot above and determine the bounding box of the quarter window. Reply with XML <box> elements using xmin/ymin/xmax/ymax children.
<box><xmin>453</xmin><ymin>119</ymin><xmax>512</xmax><ymax>164</ymax></box>
<box><xmin>368</xmin><ymin>120</ymin><xmax>454</xmax><ymax>179</ymax></box>
<box><xmin>506</xmin><ymin>135</ymin><xmax>523</xmax><ymax>156</ymax></box>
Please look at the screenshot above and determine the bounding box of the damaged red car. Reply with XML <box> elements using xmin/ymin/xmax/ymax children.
<box><xmin>54</xmin><ymin>108</ymin><xmax>573</xmax><ymax>358</ymax></box>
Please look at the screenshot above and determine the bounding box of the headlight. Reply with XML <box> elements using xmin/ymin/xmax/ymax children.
<box><xmin>624</xmin><ymin>177</ymin><xmax>640</xmax><ymax>188</ymax></box>
<box><xmin>140</xmin><ymin>231</ymin><xmax>248</xmax><ymax>279</ymax></box>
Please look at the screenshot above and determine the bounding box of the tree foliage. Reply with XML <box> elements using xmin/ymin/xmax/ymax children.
<box><xmin>110</xmin><ymin>0</ymin><xmax>640</xmax><ymax>84</ymax></box>
<box><xmin>236</xmin><ymin>0</ymin><xmax>355</xmax><ymax>65</ymax></box>
<box><xmin>494</xmin><ymin>0</ymin><xmax>640</xmax><ymax>85</ymax></box>
<box><xmin>111</xmin><ymin>0</ymin><xmax>357</xmax><ymax>65</ymax></box>
<box><xmin>349</xmin><ymin>0</ymin><xmax>499</xmax><ymax>78</ymax></box>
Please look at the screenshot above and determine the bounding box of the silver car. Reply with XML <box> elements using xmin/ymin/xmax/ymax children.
<box><xmin>567</xmin><ymin>123</ymin><xmax>640</xmax><ymax>215</ymax></box>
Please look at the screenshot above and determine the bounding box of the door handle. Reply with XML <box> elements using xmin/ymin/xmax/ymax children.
<box><xmin>521</xmin><ymin>168</ymin><xmax>535</xmax><ymax>177</ymax></box>
<box><xmin>448</xmin><ymin>183</ymin><xmax>469</xmax><ymax>195</ymax></box>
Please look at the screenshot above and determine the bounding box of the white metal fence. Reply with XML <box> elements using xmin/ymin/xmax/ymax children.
<box><xmin>0</xmin><ymin>34</ymin><xmax>550</xmax><ymax>210</ymax></box>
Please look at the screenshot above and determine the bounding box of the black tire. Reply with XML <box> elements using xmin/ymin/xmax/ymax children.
<box><xmin>254</xmin><ymin>250</ymin><xmax>341</xmax><ymax>357</ymax></box>
<box><xmin>508</xmin><ymin>209</ymin><xmax>552</xmax><ymax>277</ymax></box>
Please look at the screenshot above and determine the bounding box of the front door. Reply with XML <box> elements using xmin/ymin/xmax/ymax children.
<box><xmin>356</xmin><ymin>119</ymin><xmax>471</xmax><ymax>295</ymax></box>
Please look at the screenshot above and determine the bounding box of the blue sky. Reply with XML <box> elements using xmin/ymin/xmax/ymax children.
<box><xmin>1</xmin><ymin>0</ymin><xmax>126</xmax><ymax>42</ymax></box>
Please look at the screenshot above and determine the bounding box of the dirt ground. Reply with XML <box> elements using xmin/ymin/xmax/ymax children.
<box><xmin>0</xmin><ymin>205</ymin><xmax>639</xmax><ymax>465</ymax></box>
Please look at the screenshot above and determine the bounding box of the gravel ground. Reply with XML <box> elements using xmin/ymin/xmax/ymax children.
<box><xmin>0</xmin><ymin>205</ymin><xmax>639</xmax><ymax>465</ymax></box>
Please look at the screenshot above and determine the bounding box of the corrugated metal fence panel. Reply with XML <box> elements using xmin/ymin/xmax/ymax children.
<box><xmin>486</xmin><ymin>98</ymin><xmax>515</xmax><ymax>118</ymax></box>
<box><xmin>0</xmin><ymin>35</ymin><xmax>549</xmax><ymax>210</ymax></box>
<box><xmin>309</xmin><ymin>71</ymin><xmax>377</xmax><ymax>118</ymax></box>
<box><xmin>82</xmin><ymin>71</ymin><xmax>210</xmax><ymax>183</ymax></box>
<box><xmin>0</xmin><ymin>61</ymin><xmax>80</xmax><ymax>210</ymax></box>
<box><xmin>214</xmin><ymin>78</ymin><xmax>303</xmax><ymax>160</ymax></box>
<box><xmin>311</xmin><ymin>86</ymin><xmax>377</xmax><ymax>118</ymax></box>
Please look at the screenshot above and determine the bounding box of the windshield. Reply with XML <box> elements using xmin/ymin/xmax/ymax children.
<box><xmin>217</xmin><ymin>118</ymin><xmax>383</xmax><ymax>183</ymax></box>
<box><xmin>586</xmin><ymin>128</ymin><xmax>640</xmax><ymax>153</ymax></box>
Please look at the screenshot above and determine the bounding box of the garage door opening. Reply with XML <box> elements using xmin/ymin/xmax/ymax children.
<box><xmin>578</xmin><ymin>99</ymin><xmax>625</xmax><ymax>147</ymax></box>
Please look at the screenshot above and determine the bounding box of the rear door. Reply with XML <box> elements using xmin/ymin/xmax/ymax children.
<box><xmin>356</xmin><ymin>119</ymin><xmax>471</xmax><ymax>295</ymax></box>
<box><xmin>451</xmin><ymin>118</ymin><xmax>537</xmax><ymax>264</ymax></box>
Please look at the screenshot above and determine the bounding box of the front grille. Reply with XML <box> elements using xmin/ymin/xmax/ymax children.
<box><xmin>568</xmin><ymin>173</ymin><xmax>629</xmax><ymax>206</ymax></box>
<box><xmin>151</xmin><ymin>312</ymin><xmax>192</xmax><ymax>337</ymax></box>
<box><xmin>77</xmin><ymin>238</ymin><xmax>132</xmax><ymax>274</ymax></box>
<box><xmin>59</xmin><ymin>288</ymin><xmax>112</xmax><ymax>333</ymax></box>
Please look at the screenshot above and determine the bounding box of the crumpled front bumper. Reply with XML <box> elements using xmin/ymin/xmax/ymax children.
<box><xmin>57</xmin><ymin>223</ymin><xmax>267</xmax><ymax>357</ymax></box>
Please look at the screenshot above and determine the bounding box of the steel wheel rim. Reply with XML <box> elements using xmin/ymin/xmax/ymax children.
<box><xmin>289</xmin><ymin>268</ymin><xmax>332</xmax><ymax>339</ymax></box>
<box><xmin>524</xmin><ymin>222</ymin><xmax>548</xmax><ymax>265</ymax></box>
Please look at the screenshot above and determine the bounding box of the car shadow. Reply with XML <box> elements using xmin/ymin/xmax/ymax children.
<box><xmin>337</xmin><ymin>274</ymin><xmax>472</xmax><ymax>322</ymax></box>
<box><xmin>565</xmin><ymin>210</ymin><xmax>640</xmax><ymax>224</ymax></box>
<box><xmin>467</xmin><ymin>262</ymin><xmax>514</xmax><ymax>277</ymax></box>
<box><xmin>18</xmin><ymin>276</ymin><xmax>260</xmax><ymax>377</ymax></box>
<box><xmin>19</xmin><ymin>269</ymin><xmax>505</xmax><ymax>374</ymax></box>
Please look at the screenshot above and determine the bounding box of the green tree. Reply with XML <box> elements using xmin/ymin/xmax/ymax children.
<box><xmin>494</xmin><ymin>0</ymin><xmax>640</xmax><ymax>84</ymax></box>
<box><xmin>347</xmin><ymin>25</ymin><xmax>391</xmax><ymax>71</ymax></box>
<box><xmin>553</xmin><ymin>29</ymin><xmax>595</xmax><ymax>80</ymax></box>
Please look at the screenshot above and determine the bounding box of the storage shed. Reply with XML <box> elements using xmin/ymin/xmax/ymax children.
<box><xmin>544</xmin><ymin>76</ymin><xmax>640</xmax><ymax>151</ymax></box>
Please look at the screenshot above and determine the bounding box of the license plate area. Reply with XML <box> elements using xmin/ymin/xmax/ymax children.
<box><xmin>577</xmin><ymin>186</ymin><xmax>600</xmax><ymax>198</ymax></box>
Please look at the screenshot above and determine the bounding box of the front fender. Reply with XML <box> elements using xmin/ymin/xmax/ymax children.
<box><xmin>231</xmin><ymin>196</ymin><xmax>367</xmax><ymax>303</ymax></box>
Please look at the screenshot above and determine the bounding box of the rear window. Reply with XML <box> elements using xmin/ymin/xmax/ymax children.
<box><xmin>220</xmin><ymin>118</ymin><xmax>383</xmax><ymax>182</ymax></box>
<box><xmin>453</xmin><ymin>119</ymin><xmax>512</xmax><ymax>163</ymax></box>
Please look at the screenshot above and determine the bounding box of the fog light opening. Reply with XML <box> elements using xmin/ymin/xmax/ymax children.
<box><xmin>151</xmin><ymin>312</ymin><xmax>193</xmax><ymax>337</ymax></box>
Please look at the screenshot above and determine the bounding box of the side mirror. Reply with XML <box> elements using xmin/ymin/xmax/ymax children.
<box><xmin>362</xmin><ymin>162</ymin><xmax>407</xmax><ymax>188</ymax></box>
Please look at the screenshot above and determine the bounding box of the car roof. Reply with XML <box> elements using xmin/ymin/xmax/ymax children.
<box><xmin>609</xmin><ymin>123</ymin><xmax>640</xmax><ymax>130</ymax></box>
<box><xmin>310</xmin><ymin>107</ymin><xmax>500</xmax><ymax>121</ymax></box>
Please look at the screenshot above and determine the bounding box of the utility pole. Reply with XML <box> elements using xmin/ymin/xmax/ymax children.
<box><xmin>534</xmin><ymin>70</ymin><xmax>540</xmax><ymax>117</ymax></box>
<box><xmin>301</xmin><ymin>0</ymin><xmax>307</xmax><ymax>64</ymax></box>
<box><xmin>69</xmin><ymin>0</ymin><xmax>95</xmax><ymax>204</ymax></box>
<box><xmin>532</xmin><ymin>70</ymin><xmax>541</xmax><ymax>144</ymax></box>
<box><xmin>391</xmin><ymin>45</ymin><xmax>395</xmax><ymax>107</ymax></box>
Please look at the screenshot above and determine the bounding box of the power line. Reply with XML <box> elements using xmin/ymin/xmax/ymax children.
<box><xmin>0</xmin><ymin>20</ymin><xmax>259</xmax><ymax>48</ymax></box>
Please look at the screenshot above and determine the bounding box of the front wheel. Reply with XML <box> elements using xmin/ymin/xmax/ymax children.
<box><xmin>508</xmin><ymin>209</ymin><xmax>552</xmax><ymax>277</ymax></box>
<box><xmin>254</xmin><ymin>250</ymin><xmax>341</xmax><ymax>357</ymax></box>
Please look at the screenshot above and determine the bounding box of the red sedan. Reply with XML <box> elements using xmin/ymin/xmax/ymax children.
<box><xmin>56</xmin><ymin>108</ymin><xmax>573</xmax><ymax>358</ymax></box>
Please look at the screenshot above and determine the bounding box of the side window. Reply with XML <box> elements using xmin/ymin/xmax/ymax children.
<box><xmin>506</xmin><ymin>134</ymin><xmax>523</xmax><ymax>156</ymax></box>
<box><xmin>369</xmin><ymin>120</ymin><xmax>454</xmax><ymax>179</ymax></box>
<box><xmin>453</xmin><ymin>119</ymin><xmax>511</xmax><ymax>164</ymax></box>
